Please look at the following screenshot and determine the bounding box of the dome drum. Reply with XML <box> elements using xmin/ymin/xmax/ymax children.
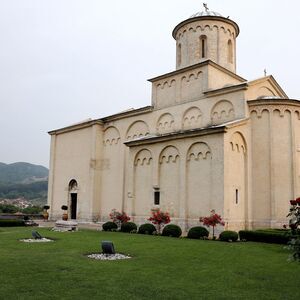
<box><xmin>173</xmin><ymin>13</ymin><xmax>239</xmax><ymax>73</ymax></box>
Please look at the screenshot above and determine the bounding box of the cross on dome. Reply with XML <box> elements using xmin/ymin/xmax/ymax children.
<box><xmin>203</xmin><ymin>3</ymin><xmax>209</xmax><ymax>12</ymax></box>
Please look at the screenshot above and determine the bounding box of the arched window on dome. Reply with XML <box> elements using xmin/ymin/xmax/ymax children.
<box><xmin>200</xmin><ymin>35</ymin><xmax>207</xmax><ymax>59</ymax></box>
<box><xmin>177</xmin><ymin>43</ymin><xmax>182</xmax><ymax>66</ymax></box>
<box><xmin>227</xmin><ymin>39</ymin><xmax>233</xmax><ymax>63</ymax></box>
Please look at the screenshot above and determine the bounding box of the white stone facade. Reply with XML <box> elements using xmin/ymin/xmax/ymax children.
<box><xmin>47</xmin><ymin>8</ymin><xmax>299</xmax><ymax>231</ymax></box>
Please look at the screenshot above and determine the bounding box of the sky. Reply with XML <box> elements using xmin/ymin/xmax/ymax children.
<box><xmin>0</xmin><ymin>0</ymin><xmax>299</xmax><ymax>168</ymax></box>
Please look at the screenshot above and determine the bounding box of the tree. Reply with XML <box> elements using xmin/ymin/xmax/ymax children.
<box><xmin>200</xmin><ymin>210</ymin><xmax>225</xmax><ymax>239</ymax></box>
<box><xmin>286</xmin><ymin>198</ymin><xmax>300</xmax><ymax>261</ymax></box>
<box><xmin>109</xmin><ymin>209</ymin><xmax>130</xmax><ymax>229</ymax></box>
<box><xmin>148</xmin><ymin>209</ymin><xmax>170</xmax><ymax>234</ymax></box>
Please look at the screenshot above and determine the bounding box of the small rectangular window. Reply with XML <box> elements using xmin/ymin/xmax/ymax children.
<box><xmin>202</xmin><ymin>39</ymin><xmax>205</xmax><ymax>58</ymax></box>
<box><xmin>154</xmin><ymin>190</ymin><xmax>160</xmax><ymax>205</ymax></box>
<box><xmin>235</xmin><ymin>189</ymin><xmax>239</xmax><ymax>204</ymax></box>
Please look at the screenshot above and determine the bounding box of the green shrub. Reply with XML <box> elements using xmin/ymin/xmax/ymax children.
<box><xmin>162</xmin><ymin>224</ymin><xmax>182</xmax><ymax>238</ymax></box>
<box><xmin>138</xmin><ymin>223</ymin><xmax>157</xmax><ymax>235</ymax></box>
<box><xmin>187</xmin><ymin>226</ymin><xmax>209</xmax><ymax>239</ymax></box>
<box><xmin>102</xmin><ymin>221</ymin><xmax>118</xmax><ymax>231</ymax></box>
<box><xmin>120</xmin><ymin>222</ymin><xmax>137</xmax><ymax>233</ymax></box>
<box><xmin>219</xmin><ymin>230</ymin><xmax>238</xmax><ymax>242</ymax></box>
<box><xmin>239</xmin><ymin>230</ymin><xmax>290</xmax><ymax>244</ymax></box>
<box><xmin>0</xmin><ymin>219</ymin><xmax>25</xmax><ymax>227</ymax></box>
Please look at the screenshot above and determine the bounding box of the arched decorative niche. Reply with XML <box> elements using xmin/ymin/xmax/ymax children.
<box><xmin>227</xmin><ymin>131</ymin><xmax>247</xmax><ymax>223</ymax></box>
<box><xmin>133</xmin><ymin>149</ymin><xmax>153</xmax><ymax>216</ymax></box>
<box><xmin>159</xmin><ymin>145</ymin><xmax>180</xmax><ymax>164</ymax></box>
<box><xmin>159</xmin><ymin>145</ymin><xmax>180</xmax><ymax>217</ymax></box>
<box><xmin>186</xmin><ymin>142</ymin><xmax>212</xmax><ymax>219</ymax></box>
<box><xmin>256</xmin><ymin>87</ymin><xmax>276</xmax><ymax>99</ymax></box>
<box><xmin>134</xmin><ymin>149</ymin><xmax>153</xmax><ymax>166</ymax></box>
<box><xmin>229</xmin><ymin>132</ymin><xmax>247</xmax><ymax>154</ymax></box>
<box><xmin>187</xmin><ymin>142</ymin><xmax>212</xmax><ymax>161</ymax></box>
<box><xmin>103</xmin><ymin>126</ymin><xmax>121</xmax><ymax>146</ymax></box>
<box><xmin>182</xmin><ymin>106</ymin><xmax>202</xmax><ymax>130</ymax></box>
<box><xmin>126</xmin><ymin>120</ymin><xmax>150</xmax><ymax>141</ymax></box>
<box><xmin>211</xmin><ymin>100</ymin><xmax>235</xmax><ymax>125</ymax></box>
<box><xmin>157</xmin><ymin>113</ymin><xmax>175</xmax><ymax>134</ymax></box>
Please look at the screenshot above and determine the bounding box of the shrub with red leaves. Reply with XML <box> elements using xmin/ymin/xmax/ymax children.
<box><xmin>286</xmin><ymin>198</ymin><xmax>300</xmax><ymax>261</ymax></box>
<box><xmin>109</xmin><ymin>209</ymin><xmax>130</xmax><ymax>228</ymax></box>
<box><xmin>148</xmin><ymin>209</ymin><xmax>170</xmax><ymax>234</ymax></box>
<box><xmin>200</xmin><ymin>210</ymin><xmax>225</xmax><ymax>239</ymax></box>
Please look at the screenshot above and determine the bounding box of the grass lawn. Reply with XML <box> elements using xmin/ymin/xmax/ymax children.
<box><xmin>0</xmin><ymin>227</ymin><xmax>299</xmax><ymax>300</ymax></box>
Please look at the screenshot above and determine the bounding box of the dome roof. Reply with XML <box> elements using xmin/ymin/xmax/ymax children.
<box><xmin>190</xmin><ymin>10</ymin><xmax>223</xmax><ymax>18</ymax></box>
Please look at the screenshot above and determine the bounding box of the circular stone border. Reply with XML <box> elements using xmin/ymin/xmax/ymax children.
<box><xmin>20</xmin><ymin>238</ymin><xmax>54</xmax><ymax>243</ymax></box>
<box><xmin>87</xmin><ymin>253</ymin><xmax>131</xmax><ymax>260</ymax></box>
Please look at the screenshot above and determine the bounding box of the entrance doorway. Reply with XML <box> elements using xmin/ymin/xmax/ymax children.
<box><xmin>70</xmin><ymin>193</ymin><xmax>77</xmax><ymax>220</ymax></box>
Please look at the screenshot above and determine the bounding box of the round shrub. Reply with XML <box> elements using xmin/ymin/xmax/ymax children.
<box><xmin>219</xmin><ymin>230</ymin><xmax>238</xmax><ymax>242</ymax></box>
<box><xmin>187</xmin><ymin>226</ymin><xmax>209</xmax><ymax>239</ymax></box>
<box><xmin>138</xmin><ymin>223</ymin><xmax>156</xmax><ymax>235</ymax></box>
<box><xmin>162</xmin><ymin>224</ymin><xmax>182</xmax><ymax>238</ymax></box>
<box><xmin>120</xmin><ymin>222</ymin><xmax>137</xmax><ymax>233</ymax></box>
<box><xmin>102</xmin><ymin>221</ymin><xmax>118</xmax><ymax>232</ymax></box>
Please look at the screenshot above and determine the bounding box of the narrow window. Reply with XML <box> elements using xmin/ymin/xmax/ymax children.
<box><xmin>154</xmin><ymin>189</ymin><xmax>160</xmax><ymax>205</ymax></box>
<box><xmin>228</xmin><ymin>40</ymin><xmax>233</xmax><ymax>63</ymax></box>
<box><xmin>200</xmin><ymin>35</ymin><xmax>207</xmax><ymax>59</ymax></box>
<box><xmin>177</xmin><ymin>43</ymin><xmax>182</xmax><ymax>66</ymax></box>
<box><xmin>235</xmin><ymin>189</ymin><xmax>239</xmax><ymax>204</ymax></box>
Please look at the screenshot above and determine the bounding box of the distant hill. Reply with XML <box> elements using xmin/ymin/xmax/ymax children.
<box><xmin>0</xmin><ymin>162</ymin><xmax>48</xmax><ymax>184</ymax></box>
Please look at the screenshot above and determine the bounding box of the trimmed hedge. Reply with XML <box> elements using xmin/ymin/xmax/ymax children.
<box><xmin>239</xmin><ymin>230</ymin><xmax>290</xmax><ymax>244</ymax></box>
<box><xmin>102</xmin><ymin>221</ymin><xmax>118</xmax><ymax>231</ymax></box>
<box><xmin>162</xmin><ymin>224</ymin><xmax>182</xmax><ymax>238</ymax></box>
<box><xmin>0</xmin><ymin>219</ymin><xmax>25</xmax><ymax>227</ymax></box>
<box><xmin>187</xmin><ymin>226</ymin><xmax>209</xmax><ymax>239</ymax></box>
<box><xmin>138</xmin><ymin>223</ymin><xmax>156</xmax><ymax>235</ymax></box>
<box><xmin>120</xmin><ymin>222</ymin><xmax>137</xmax><ymax>233</ymax></box>
<box><xmin>219</xmin><ymin>230</ymin><xmax>238</xmax><ymax>242</ymax></box>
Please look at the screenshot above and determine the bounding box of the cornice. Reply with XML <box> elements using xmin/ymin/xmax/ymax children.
<box><xmin>204</xmin><ymin>82</ymin><xmax>248</xmax><ymax>97</ymax></box>
<box><xmin>172</xmin><ymin>16</ymin><xmax>240</xmax><ymax>39</ymax></box>
<box><xmin>148</xmin><ymin>60</ymin><xmax>246</xmax><ymax>83</ymax></box>
<box><xmin>247</xmin><ymin>99</ymin><xmax>300</xmax><ymax>107</ymax></box>
<box><xmin>49</xmin><ymin>106</ymin><xmax>153</xmax><ymax>135</ymax></box>
<box><xmin>124</xmin><ymin>126</ymin><xmax>226</xmax><ymax>147</ymax></box>
<box><xmin>48</xmin><ymin>120</ymin><xmax>103</xmax><ymax>136</ymax></box>
<box><xmin>101</xmin><ymin>106</ymin><xmax>153</xmax><ymax>122</ymax></box>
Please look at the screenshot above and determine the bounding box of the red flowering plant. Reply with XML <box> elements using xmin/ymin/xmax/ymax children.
<box><xmin>148</xmin><ymin>209</ymin><xmax>171</xmax><ymax>234</ymax></box>
<box><xmin>109</xmin><ymin>209</ymin><xmax>130</xmax><ymax>229</ymax></box>
<box><xmin>286</xmin><ymin>198</ymin><xmax>300</xmax><ymax>261</ymax></box>
<box><xmin>200</xmin><ymin>210</ymin><xmax>225</xmax><ymax>240</ymax></box>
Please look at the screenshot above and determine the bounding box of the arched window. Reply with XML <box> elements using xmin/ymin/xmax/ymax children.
<box><xmin>200</xmin><ymin>35</ymin><xmax>207</xmax><ymax>59</ymax></box>
<box><xmin>177</xmin><ymin>43</ymin><xmax>182</xmax><ymax>66</ymax></box>
<box><xmin>69</xmin><ymin>179</ymin><xmax>78</xmax><ymax>192</ymax></box>
<box><xmin>228</xmin><ymin>40</ymin><xmax>233</xmax><ymax>63</ymax></box>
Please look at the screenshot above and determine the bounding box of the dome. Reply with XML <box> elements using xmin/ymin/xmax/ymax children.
<box><xmin>190</xmin><ymin>11</ymin><xmax>223</xmax><ymax>18</ymax></box>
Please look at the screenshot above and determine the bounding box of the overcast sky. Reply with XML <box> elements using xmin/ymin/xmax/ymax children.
<box><xmin>0</xmin><ymin>0</ymin><xmax>299</xmax><ymax>168</ymax></box>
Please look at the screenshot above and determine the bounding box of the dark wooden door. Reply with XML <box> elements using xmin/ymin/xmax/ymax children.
<box><xmin>71</xmin><ymin>193</ymin><xmax>77</xmax><ymax>219</ymax></box>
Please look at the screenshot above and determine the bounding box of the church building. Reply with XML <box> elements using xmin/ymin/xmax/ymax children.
<box><xmin>47</xmin><ymin>6</ymin><xmax>300</xmax><ymax>231</ymax></box>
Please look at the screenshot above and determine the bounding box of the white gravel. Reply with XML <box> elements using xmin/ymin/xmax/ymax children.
<box><xmin>20</xmin><ymin>238</ymin><xmax>54</xmax><ymax>243</ymax></box>
<box><xmin>87</xmin><ymin>253</ymin><xmax>131</xmax><ymax>260</ymax></box>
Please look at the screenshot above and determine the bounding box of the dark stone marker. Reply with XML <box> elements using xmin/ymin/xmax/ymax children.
<box><xmin>101</xmin><ymin>241</ymin><xmax>115</xmax><ymax>254</ymax></box>
<box><xmin>32</xmin><ymin>231</ymin><xmax>43</xmax><ymax>239</ymax></box>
